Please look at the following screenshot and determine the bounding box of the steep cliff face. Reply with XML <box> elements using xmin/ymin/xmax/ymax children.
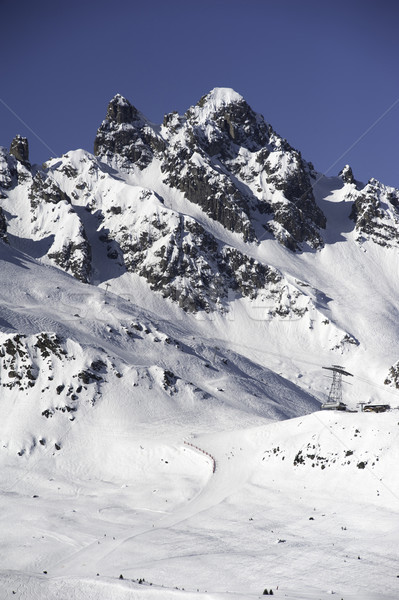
<box><xmin>9</xmin><ymin>134</ymin><xmax>30</xmax><ymax>168</ymax></box>
<box><xmin>28</xmin><ymin>171</ymin><xmax>92</xmax><ymax>283</ymax></box>
<box><xmin>90</xmin><ymin>192</ymin><xmax>284</xmax><ymax>313</ymax></box>
<box><xmin>0</xmin><ymin>143</ymin><xmax>31</xmax><ymax>190</ymax></box>
<box><xmin>0</xmin><ymin>147</ymin><xmax>14</xmax><ymax>191</ymax></box>
<box><xmin>159</xmin><ymin>88</ymin><xmax>326</xmax><ymax>249</ymax></box>
<box><xmin>349</xmin><ymin>177</ymin><xmax>399</xmax><ymax>248</ymax></box>
<box><xmin>94</xmin><ymin>94</ymin><xmax>165</xmax><ymax>171</ymax></box>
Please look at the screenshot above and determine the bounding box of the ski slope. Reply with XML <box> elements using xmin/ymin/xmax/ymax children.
<box><xmin>1</xmin><ymin>407</ymin><xmax>399</xmax><ymax>599</ymax></box>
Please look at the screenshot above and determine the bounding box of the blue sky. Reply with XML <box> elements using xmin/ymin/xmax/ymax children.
<box><xmin>1</xmin><ymin>0</ymin><xmax>398</xmax><ymax>187</ymax></box>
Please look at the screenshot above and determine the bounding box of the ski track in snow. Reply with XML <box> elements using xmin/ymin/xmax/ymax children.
<box><xmin>50</xmin><ymin>441</ymin><xmax>222</xmax><ymax>577</ymax></box>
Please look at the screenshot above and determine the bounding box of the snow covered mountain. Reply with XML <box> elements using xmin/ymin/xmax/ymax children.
<box><xmin>0</xmin><ymin>88</ymin><xmax>398</xmax><ymax>599</ymax></box>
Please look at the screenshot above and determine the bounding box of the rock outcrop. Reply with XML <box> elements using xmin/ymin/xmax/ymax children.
<box><xmin>9</xmin><ymin>135</ymin><xmax>30</xmax><ymax>167</ymax></box>
<box><xmin>350</xmin><ymin>178</ymin><xmax>399</xmax><ymax>247</ymax></box>
<box><xmin>0</xmin><ymin>206</ymin><xmax>8</xmax><ymax>242</ymax></box>
<box><xmin>29</xmin><ymin>171</ymin><xmax>92</xmax><ymax>282</ymax></box>
<box><xmin>94</xmin><ymin>94</ymin><xmax>165</xmax><ymax>171</ymax></box>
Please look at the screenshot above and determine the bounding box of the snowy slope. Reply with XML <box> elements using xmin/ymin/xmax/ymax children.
<box><xmin>1</xmin><ymin>405</ymin><xmax>398</xmax><ymax>599</ymax></box>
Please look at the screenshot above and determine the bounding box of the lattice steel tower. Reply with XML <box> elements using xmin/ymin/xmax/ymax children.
<box><xmin>322</xmin><ymin>365</ymin><xmax>353</xmax><ymax>405</ymax></box>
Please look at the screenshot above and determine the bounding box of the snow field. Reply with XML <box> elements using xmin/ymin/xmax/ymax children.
<box><xmin>1</xmin><ymin>409</ymin><xmax>399</xmax><ymax>599</ymax></box>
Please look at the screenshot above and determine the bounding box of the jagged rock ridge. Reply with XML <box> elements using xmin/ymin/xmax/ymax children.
<box><xmin>350</xmin><ymin>178</ymin><xmax>399</xmax><ymax>247</ymax></box>
<box><xmin>0</xmin><ymin>88</ymin><xmax>399</xmax><ymax>316</ymax></box>
<box><xmin>94</xmin><ymin>88</ymin><xmax>326</xmax><ymax>249</ymax></box>
<box><xmin>94</xmin><ymin>93</ymin><xmax>165</xmax><ymax>171</ymax></box>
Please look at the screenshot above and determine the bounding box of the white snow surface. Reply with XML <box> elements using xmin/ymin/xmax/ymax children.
<box><xmin>189</xmin><ymin>87</ymin><xmax>245</xmax><ymax>123</ymax></box>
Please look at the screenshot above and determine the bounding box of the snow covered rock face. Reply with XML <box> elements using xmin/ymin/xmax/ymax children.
<box><xmin>339</xmin><ymin>164</ymin><xmax>355</xmax><ymax>184</ymax></box>
<box><xmin>103</xmin><ymin>192</ymin><xmax>282</xmax><ymax>312</ymax></box>
<box><xmin>161</xmin><ymin>141</ymin><xmax>255</xmax><ymax>242</ymax></box>
<box><xmin>160</xmin><ymin>89</ymin><xmax>326</xmax><ymax>248</ymax></box>
<box><xmin>384</xmin><ymin>361</ymin><xmax>399</xmax><ymax>389</ymax></box>
<box><xmin>40</xmin><ymin>149</ymin><xmax>317</xmax><ymax>314</ymax></box>
<box><xmin>349</xmin><ymin>178</ymin><xmax>399</xmax><ymax>247</ymax></box>
<box><xmin>94</xmin><ymin>94</ymin><xmax>165</xmax><ymax>171</ymax></box>
<box><xmin>0</xmin><ymin>147</ymin><xmax>28</xmax><ymax>190</ymax></box>
<box><xmin>0</xmin><ymin>331</ymin><xmax>118</xmax><ymax>455</ymax></box>
<box><xmin>256</xmin><ymin>145</ymin><xmax>326</xmax><ymax>249</ymax></box>
<box><xmin>29</xmin><ymin>172</ymin><xmax>92</xmax><ymax>282</ymax></box>
<box><xmin>0</xmin><ymin>137</ymin><xmax>31</xmax><ymax>188</ymax></box>
<box><xmin>94</xmin><ymin>88</ymin><xmax>326</xmax><ymax>249</ymax></box>
<box><xmin>77</xmin><ymin>177</ymin><xmax>296</xmax><ymax>313</ymax></box>
<box><xmin>0</xmin><ymin>148</ymin><xmax>13</xmax><ymax>191</ymax></box>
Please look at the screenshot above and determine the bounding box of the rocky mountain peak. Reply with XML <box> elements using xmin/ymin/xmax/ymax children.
<box><xmin>94</xmin><ymin>93</ymin><xmax>165</xmax><ymax>170</ymax></box>
<box><xmin>9</xmin><ymin>135</ymin><xmax>30</xmax><ymax>167</ymax></box>
<box><xmin>339</xmin><ymin>164</ymin><xmax>355</xmax><ymax>185</ymax></box>
<box><xmin>105</xmin><ymin>93</ymin><xmax>140</xmax><ymax>124</ymax></box>
<box><xmin>194</xmin><ymin>87</ymin><xmax>245</xmax><ymax>113</ymax></box>
<box><xmin>157</xmin><ymin>88</ymin><xmax>326</xmax><ymax>249</ymax></box>
<box><xmin>186</xmin><ymin>87</ymin><xmax>270</xmax><ymax>151</ymax></box>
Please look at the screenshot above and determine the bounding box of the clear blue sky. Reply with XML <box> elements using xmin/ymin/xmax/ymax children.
<box><xmin>1</xmin><ymin>0</ymin><xmax>398</xmax><ymax>187</ymax></box>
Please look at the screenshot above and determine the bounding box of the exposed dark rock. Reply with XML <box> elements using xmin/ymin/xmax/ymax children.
<box><xmin>161</xmin><ymin>144</ymin><xmax>255</xmax><ymax>242</ymax></box>
<box><xmin>61</xmin><ymin>163</ymin><xmax>78</xmax><ymax>178</ymax></box>
<box><xmin>105</xmin><ymin>94</ymin><xmax>138</xmax><ymax>124</ymax></box>
<box><xmin>10</xmin><ymin>135</ymin><xmax>30</xmax><ymax>167</ymax></box>
<box><xmin>91</xmin><ymin>359</ymin><xmax>106</xmax><ymax>372</ymax></box>
<box><xmin>0</xmin><ymin>206</ymin><xmax>8</xmax><ymax>242</ymax></box>
<box><xmin>94</xmin><ymin>94</ymin><xmax>165</xmax><ymax>170</ymax></box>
<box><xmin>34</xmin><ymin>333</ymin><xmax>66</xmax><ymax>360</ymax></box>
<box><xmin>77</xmin><ymin>360</ymin><xmax>106</xmax><ymax>384</ymax></box>
<box><xmin>384</xmin><ymin>361</ymin><xmax>399</xmax><ymax>388</ymax></box>
<box><xmin>0</xmin><ymin>148</ymin><xmax>17</xmax><ymax>190</ymax></box>
<box><xmin>29</xmin><ymin>172</ymin><xmax>71</xmax><ymax>208</ymax></box>
<box><xmin>350</xmin><ymin>179</ymin><xmax>399</xmax><ymax>247</ymax></box>
<box><xmin>192</xmin><ymin>91</ymin><xmax>271</xmax><ymax>152</ymax></box>
<box><xmin>160</xmin><ymin>90</ymin><xmax>325</xmax><ymax>249</ymax></box>
<box><xmin>163</xmin><ymin>369</ymin><xmax>178</xmax><ymax>392</ymax></box>
<box><xmin>105</xmin><ymin>198</ymin><xmax>289</xmax><ymax>312</ymax></box>
<box><xmin>339</xmin><ymin>164</ymin><xmax>355</xmax><ymax>184</ymax></box>
<box><xmin>48</xmin><ymin>228</ymin><xmax>92</xmax><ymax>283</ymax></box>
